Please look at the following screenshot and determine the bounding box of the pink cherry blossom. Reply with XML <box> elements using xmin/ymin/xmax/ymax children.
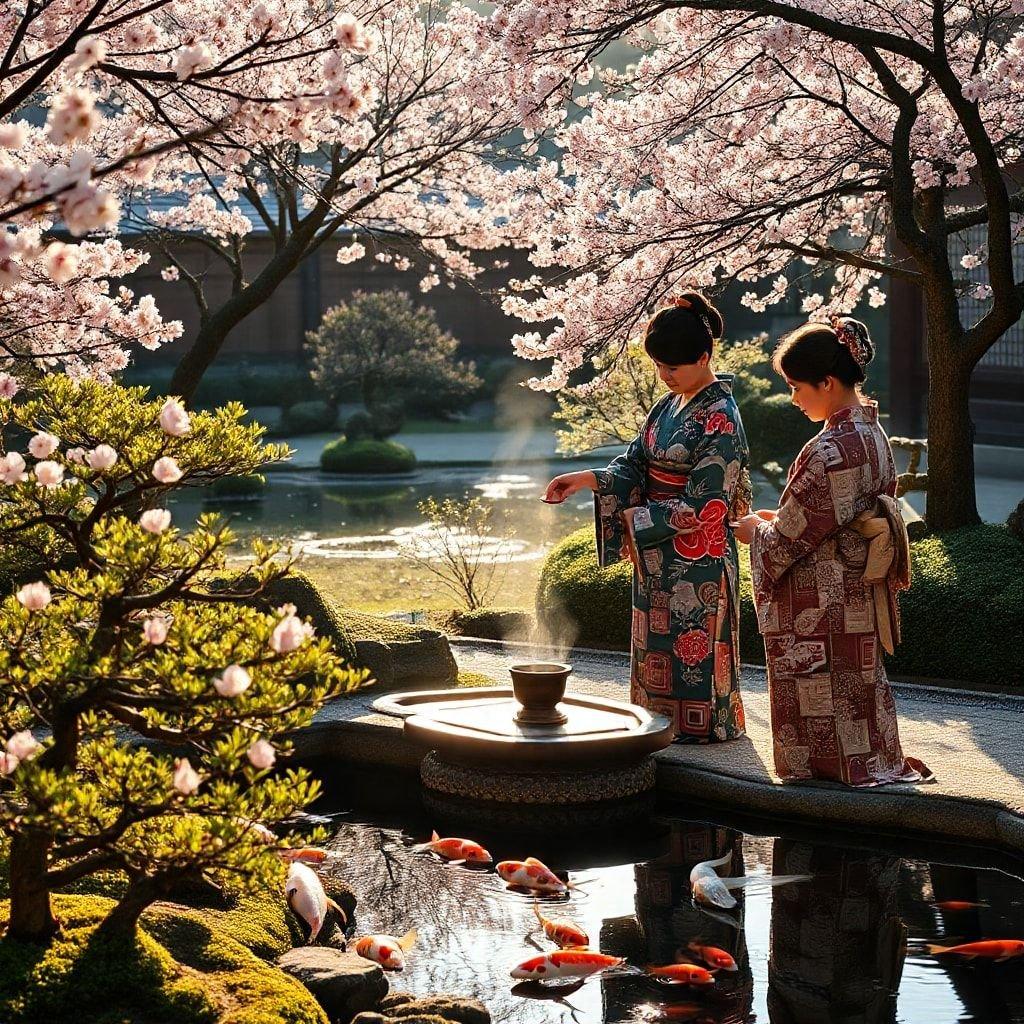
<box><xmin>6</xmin><ymin>730</ymin><xmax>41</xmax><ymax>761</ymax></box>
<box><xmin>86</xmin><ymin>445</ymin><xmax>118</xmax><ymax>471</ymax></box>
<box><xmin>152</xmin><ymin>456</ymin><xmax>183</xmax><ymax>483</ymax></box>
<box><xmin>247</xmin><ymin>739</ymin><xmax>276</xmax><ymax>769</ymax></box>
<box><xmin>173</xmin><ymin>757</ymin><xmax>202</xmax><ymax>794</ymax></box>
<box><xmin>270</xmin><ymin>610</ymin><xmax>314</xmax><ymax>653</ymax></box>
<box><xmin>0</xmin><ymin>374</ymin><xmax>19</xmax><ymax>399</ymax></box>
<box><xmin>214</xmin><ymin>664</ymin><xmax>252</xmax><ymax>698</ymax></box>
<box><xmin>0</xmin><ymin>752</ymin><xmax>19</xmax><ymax>776</ymax></box>
<box><xmin>139</xmin><ymin>508</ymin><xmax>172</xmax><ymax>534</ymax></box>
<box><xmin>28</xmin><ymin>432</ymin><xmax>59</xmax><ymax>459</ymax></box>
<box><xmin>16</xmin><ymin>581</ymin><xmax>51</xmax><ymax>611</ymax></box>
<box><xmin>0</xmin><ymin>452</ymin><xmax>26</xmax><ymax>484</ymax></box>
<box><xmin>42</xmin><ymin>243</ymin><xmax>79</xmax><ymax>284</ymax></box>
<box><xmin>159</xmin><ymin>399</ymin><xmax>191</xmax><ymax>437</ymax></box>
<box><xmin>173</xmin><ymin>43</ymin><xmax>213</xmax><ymax>81</ymax></box>
<box><xmin>34</xmin><ymin>460</ymin><xmax>64</xmax><ymax>487</ymax></box>
<box><xmin>66</xmin><ymin>447</ymin><xmax>86</xmax><ymax>465</ymax></box>
<box><xmin>142</xmin><ymin>617</ymin><xmax>169</xmax><ymax>645</ymax></box>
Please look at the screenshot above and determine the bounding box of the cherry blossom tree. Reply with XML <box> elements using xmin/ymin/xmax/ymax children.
<box><xmin>0</xmin><ymin>0</ymin><xmax>429</xmax><ymax>380</ymax></box>
<box><xmin>115</xmin><ymin>0</ymin><xmax>525</xmax><ymax>401</ymax></box>
<box><xmin>489</xmin><ymin>0</ymin><xmax>1024</xmax><ymax>530</ymax></box>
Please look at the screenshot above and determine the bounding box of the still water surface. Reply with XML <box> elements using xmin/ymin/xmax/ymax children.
<box><xmin>169</xmin><ymin>466</ymin><xmax>592</xmax><ymax>559</ymax></box>
<box><xmin>308</xmin><ymin>767</ymin><xmax>1024</xmax><ymax>1024</ymax></box>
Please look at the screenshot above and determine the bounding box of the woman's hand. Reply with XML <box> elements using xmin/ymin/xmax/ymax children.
<box><xmin>620</xmin><ymin>506</ymin><xmax>642</xmax><ymax>571</ymax></box>
<box><xmin>543</xmin><ymin>471</ymin><xmax>597</xmax><ymax>504</ymax></box>
<box><xmin>732</xmin><ymin>513</ymin><xmax>763</xmax><ymax>545</ymax></box>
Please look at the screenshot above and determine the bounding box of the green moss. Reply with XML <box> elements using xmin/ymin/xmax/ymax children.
<box><xmin>456</xmin><ymin>670</ymin><xmax>497</xmax><ymax>688</ymax></box>
<box><xmin>536</xmin><ymin>524</ymin><xmax>1024</xmax><ymax>687</ymax></box>
<box><xmin>0</xmin><ymin>894</ymin><xmax>326</xmax><ymax>1024</ymax></box>
<box><xmin>320</xmin><ymin>438</ymin><xmax>417</xmax><ymax>475</ymax></box>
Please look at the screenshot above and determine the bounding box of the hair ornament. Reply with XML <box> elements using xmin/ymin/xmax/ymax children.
<box><xmin>830</xmin><ymin>315</ymin><xmax>871</xmax><ymax>368</ymax></box>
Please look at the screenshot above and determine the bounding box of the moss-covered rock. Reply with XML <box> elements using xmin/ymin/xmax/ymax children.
<box><xmin>320</xmin><ymin>439</ymin><xmax>416</xmax><ymax>475</ymax></box>
<box><xmin>536</xmin><ymin>524</ymin><xmax>1023</xmax><ymax>687</ymax></box>
<box><xmin>377</xmin><ymin>993</ymin><xmax>490</xmax><ymax>1024</ymax></box>
<box><xmin>0</xmin><ymin>894</ymin><xmax>327</xmax><ymax>1024</ymax></box>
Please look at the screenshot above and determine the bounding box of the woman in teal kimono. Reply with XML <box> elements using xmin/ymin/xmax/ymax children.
<box><xmin>545</xmin><ymin>293</ymin><xmax>751</xmax><ymax>743</ymax></box>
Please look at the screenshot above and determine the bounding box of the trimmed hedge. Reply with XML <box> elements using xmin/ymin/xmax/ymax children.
<box><xmin>279</xmin><ymin>400</ymin><xmax>337</xmax><ymax>436</ymax></box>
<box><xmin>207</xmin><ymin>473</ymin><xmax>266</xmax><ymax>500</ymax></box>
<box><xmin>320</xmin><ymin>438</ymin><xmax>417</xmax><ymax>474</ymax></box>
<box><xmin>740</xmin><ymin>391</ymin><xmax>816</xmax><ymax>471</ymax></box>
<box><xmin>536</xmin><ymin>524</ymin><xmax>1023</xmax><ymax>687</ymax></box>
<box><xmin>451</xmin><ymin>607</ymin><xmax>535</xmax><ymax>641</ymax></box>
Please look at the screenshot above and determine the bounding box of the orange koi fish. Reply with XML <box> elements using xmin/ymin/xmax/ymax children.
<box><xmin>354</xmin><ymin>928</ymin><xmax>418</xmax><ymax>970</ymax></box>
<box><xmin>280</xmin><ymin>847</ymin><xmax>330</xmax><ymax>864</ymax></box>
<box><xmin>411</xmin><ymin>830</ymin><xmax>492</xmax><ymax>865</ymax></box>
<box><xmin>685</xmin><ymin>941</ymin><xmax>737</xmax><ymax>971</ymax></box>
<box><xmin>497</xmin><ymin>857</ymin><xmax>569</xmax><ymax>893</ymax></box>
<box><xmin>647</xmin><ymin>963</ymin><xmax>716</xmax><ymax>987</ymax></box>
<box><xmin>934</xmin><ymin>900</ymin><xmax>989</xmax><ymax>911</ymax></box>
<box><xmin>928</xmin><ymin>939</ymin><xmax>1024</xmax><ymax>961</ymax></box>
<box><xmin>510</xmin><ymin>949</ymin><xmax>624</xmax><ymax>981</ymax></box>
<box><xmin>533</xmin><ymin>901</ymin><xmax>589</xmax><ymax>948</ymax></box>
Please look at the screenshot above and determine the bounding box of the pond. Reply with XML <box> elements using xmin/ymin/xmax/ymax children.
<box><xmin>169</xmin><ymin>465</ymin><xmax>595</xmax><ymax>561</ymax></box>
<box><xmin>305</xmin><ymin>765</ymin><xmax>1024</xmax><ymax>1024</ymax></box>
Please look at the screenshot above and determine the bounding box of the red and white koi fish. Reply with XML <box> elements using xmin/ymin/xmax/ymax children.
<box><xmin>497</xmin><ymin>857</ymin><xmax>569</xmax><ymax>893</ymax></box>
<box><xmin>411</xmin><ymin>830</ymin><xmax>492</xmax><ymax>865</ymax></box>
<box><xmin>354</xmin><ymin>929</ymin><xmax>418</xmax><ymax>970</ymax></box>
<box><xmin>933</xmin><ymin>900</ymin><xmax>989</xmax><ymax>911</ymax></box>
<box><xmin>533</xmin><ymin>901</ymin><xmax>588</xmax><ymax>948</ymax></box>
<box><xmin>510</xmin><ymin>949</ymin><xmax>624</xmax><ymax>981</ymax></box>
<box><xmin>646</xmin><ymin>963</ymin><xmax>716</xmax><ymax>987</ymax></box>
<box><xmin>285</xmin><ymin>861</ymin><xmax>345</xmax><ymax>942</ymax></box>
<box><xmin>928</xmin><ymin>939</ymin><xmax>1024</xmax><ymax>961</ymax></box>
<box><xmin>685</xmin><ymin>941</ymin><xmax>737</xmax><ymax>971</ymax></box>
<box><xmin>689</xmin><ymin>850</ymin><xmax>809</xmax><ymax>909</ymax></box>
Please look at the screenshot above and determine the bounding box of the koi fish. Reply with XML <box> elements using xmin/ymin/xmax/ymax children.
<box><xmin>934</xmin><ymin>900</ymin><xmax>989</xmax><ymax>911</ymax></box>
<box><xmin>685</xmin><ymin>941</ymin><xmax>737</xmax><ymax>971</ymax></box>
<box><xmin>510</xmin><ymin>949</ymin><xmax>624</xmax><ymax>981</ymax></box>
<box><xmin>533</xmin><ymin>901</ymin><xmax>589</xmax><ymax>948</ymax></box>
<box><xmin>689</xmin><ymin>850</ymin><xmax>809</xmax><ymax>909</ymax></box>
<box><xmin>285</xmin><ymin>861</ymin><xmax>345</xmax><ymax>942</ymax></box>
<box><xmin>646</xmin><ymin>963</ymin><xmax>716</xmax><ymax>987</ymax></box>
<box><xmin>411</xmin><ymin>830</ymin><xmax>492</xmax><ymax>865</ymax></box>
<box><xmin>354</xmin><ymin>928</ymin><xmax>418</xmax><ymax>970</ymax></box>
<box><xmin>497</xmin><ymin>857</ymin><xmax>568</xmax><ymax>893</ymax></box>
<box><xmin>927</xmin><ymin>939</ymin><xmax>1024</xmax><ymax>961</ymax></box>
<box><xmin>280</xmin><ymin>847</ymin><xmax>331</xmax><ymax>864</ymax></box>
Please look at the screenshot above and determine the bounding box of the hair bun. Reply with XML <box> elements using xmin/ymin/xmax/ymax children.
<box><xmin>830</xmin><ymin>315</ymin><xmax>874</xmax><ymax>368</ymax></box>
<box><xmin>676</xmin><ymin>291</ymin><xmax>724</xmax><ymax>340</ymax></box>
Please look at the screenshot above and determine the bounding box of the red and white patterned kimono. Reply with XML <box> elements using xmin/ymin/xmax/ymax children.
<box><xmin>749</xmin><ymin>403</ymin><xmax>932</xmax><ymax>787</ymax></box>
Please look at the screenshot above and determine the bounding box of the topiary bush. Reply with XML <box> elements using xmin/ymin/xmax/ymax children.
<box><xmin>451</xmin><ymin>607</ymin><xmax>535</xmax><ymax>641</ymax></box>
<box><xmin>536</xmin><ymin>524</ymin><xmax>1023</xmax><ymax>686</ymax></box>
<box><xmin>320</xmin><ymin>438</ymin><xmax>417</xmax><ymax>474</ymax></box>
<box><xmin>207</xmin><ymin>473</ymin><xmax>267</xmax><ymax>500</ymax></box>
<box><xmin>279</xmin><ymin>401</ymin><xmax>337</xmax><ymax>436</ymax></box>
<box><xmin>739</xmin><ymin>391</ymin><xmax>816</xmax><ymax>471</ymax></box>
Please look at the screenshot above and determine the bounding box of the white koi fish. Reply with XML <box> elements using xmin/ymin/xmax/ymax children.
<box><xmin>285</xmin><ymin>861</ymin><xmax>345</xmax><ymax>942</ymax></box>
<box><xmin>496</xmin><ymin>857</ymin><xmax>569</xmax><ymax>893</ymax></box>
<box><xmin>354</xmin><ymin>928</ymin><xmax>418</xmax><ymax>970</ymax></box>
<box><xmin>690</xmin><ymin>850</ymin><xmax>809</xmax><ymax>909</ymax></box>
<box><xmin>510</xmin><ymin>949</ymin><xmax>624</xmax><ymax>981</ymax></box>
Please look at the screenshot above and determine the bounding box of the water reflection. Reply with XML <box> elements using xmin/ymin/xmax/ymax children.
<box><xmin>307</xmin><ymin>767</ymin><xmax>1024</xmax><ymax>1024</ymax></box>
<box><xmin>767</xmin><ymin>840</ymin><xmax>904</xmax><ymax>1024</ymax></box>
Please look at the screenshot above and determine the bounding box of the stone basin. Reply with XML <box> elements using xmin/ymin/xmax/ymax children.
<box><xmin>371</xmin><ymin>686</ymin><xmax>673</xmax><ymax>766</ymax></box>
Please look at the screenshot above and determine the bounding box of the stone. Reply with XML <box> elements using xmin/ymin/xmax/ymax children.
<box><xmin>277</xmin><ymin>947</ymin><xmax>388</xmax><ymax>1021</ymax></box>
<box><xmin>321</xmin><ymin>874</ymin><xmax>358</xmax><ymax>923</ymax></box>
<box><xmin>350</xmin><ymin>1015</ymin><xmax>457</xmax><ymax>1024</ymax></box>
<box><xmin>378</xmin><ymin>993</ymin><xmax>490</xmax><ymax>1024</ymax></box>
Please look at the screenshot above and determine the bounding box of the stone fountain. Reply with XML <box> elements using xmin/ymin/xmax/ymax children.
<box><xmin>372</xmin><ymin>662</ymin><xmax>673</xmax><ymax>824</ymax></box>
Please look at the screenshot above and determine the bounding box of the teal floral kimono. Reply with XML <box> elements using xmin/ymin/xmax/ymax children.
<box><xmin>595</xmin><ymin>376</ymin><xmax>751</xmax><ymax>742</ymax></box>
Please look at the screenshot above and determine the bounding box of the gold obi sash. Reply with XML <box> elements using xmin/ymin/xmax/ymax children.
<box><xmin>849</xmin><ymin>495</ymin><xmax>911</xmax><ymax>655</ymax></box>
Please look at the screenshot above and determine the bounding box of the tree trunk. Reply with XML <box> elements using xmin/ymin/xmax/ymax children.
<box><xmin>93</xmin><ymin>875</ymin><xmax>165</xmax><ymax>940</ymax></box>
<box><xmin>167</xmin><ymin>317</ymin><xmax>232</xmax><ymax>405</ymax></box>
<box><xmin>7</xmin><ymin>833</ymin><xmax>58</xmax><ymax>942</ymax></box>
<box><xmin>923</xmin><ymin>317</ymin><xmax>981</xmax><ymax>531</ymax></box>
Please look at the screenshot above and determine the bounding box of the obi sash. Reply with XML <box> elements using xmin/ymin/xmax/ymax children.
<box><xmin>647</xmin><ymin>466</ymin><xmax>689</xmax><ymax>500</ymax></box>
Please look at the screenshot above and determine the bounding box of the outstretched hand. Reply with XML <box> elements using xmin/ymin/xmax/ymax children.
<box><xmin>732</xmin><ymin>513</ymin><xmax>763</xmax><ymax>545</ymax></box>
<box><xmin>543</xmin><ymin>471</ymin><xmax>596</xmax><ymax>504</ymax></box>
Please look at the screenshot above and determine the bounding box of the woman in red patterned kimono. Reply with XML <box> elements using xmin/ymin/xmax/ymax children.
<box><xmin>734</xmin><ymin>317</ymin><xmax>932</xmax><ymax>787</ymax></box>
